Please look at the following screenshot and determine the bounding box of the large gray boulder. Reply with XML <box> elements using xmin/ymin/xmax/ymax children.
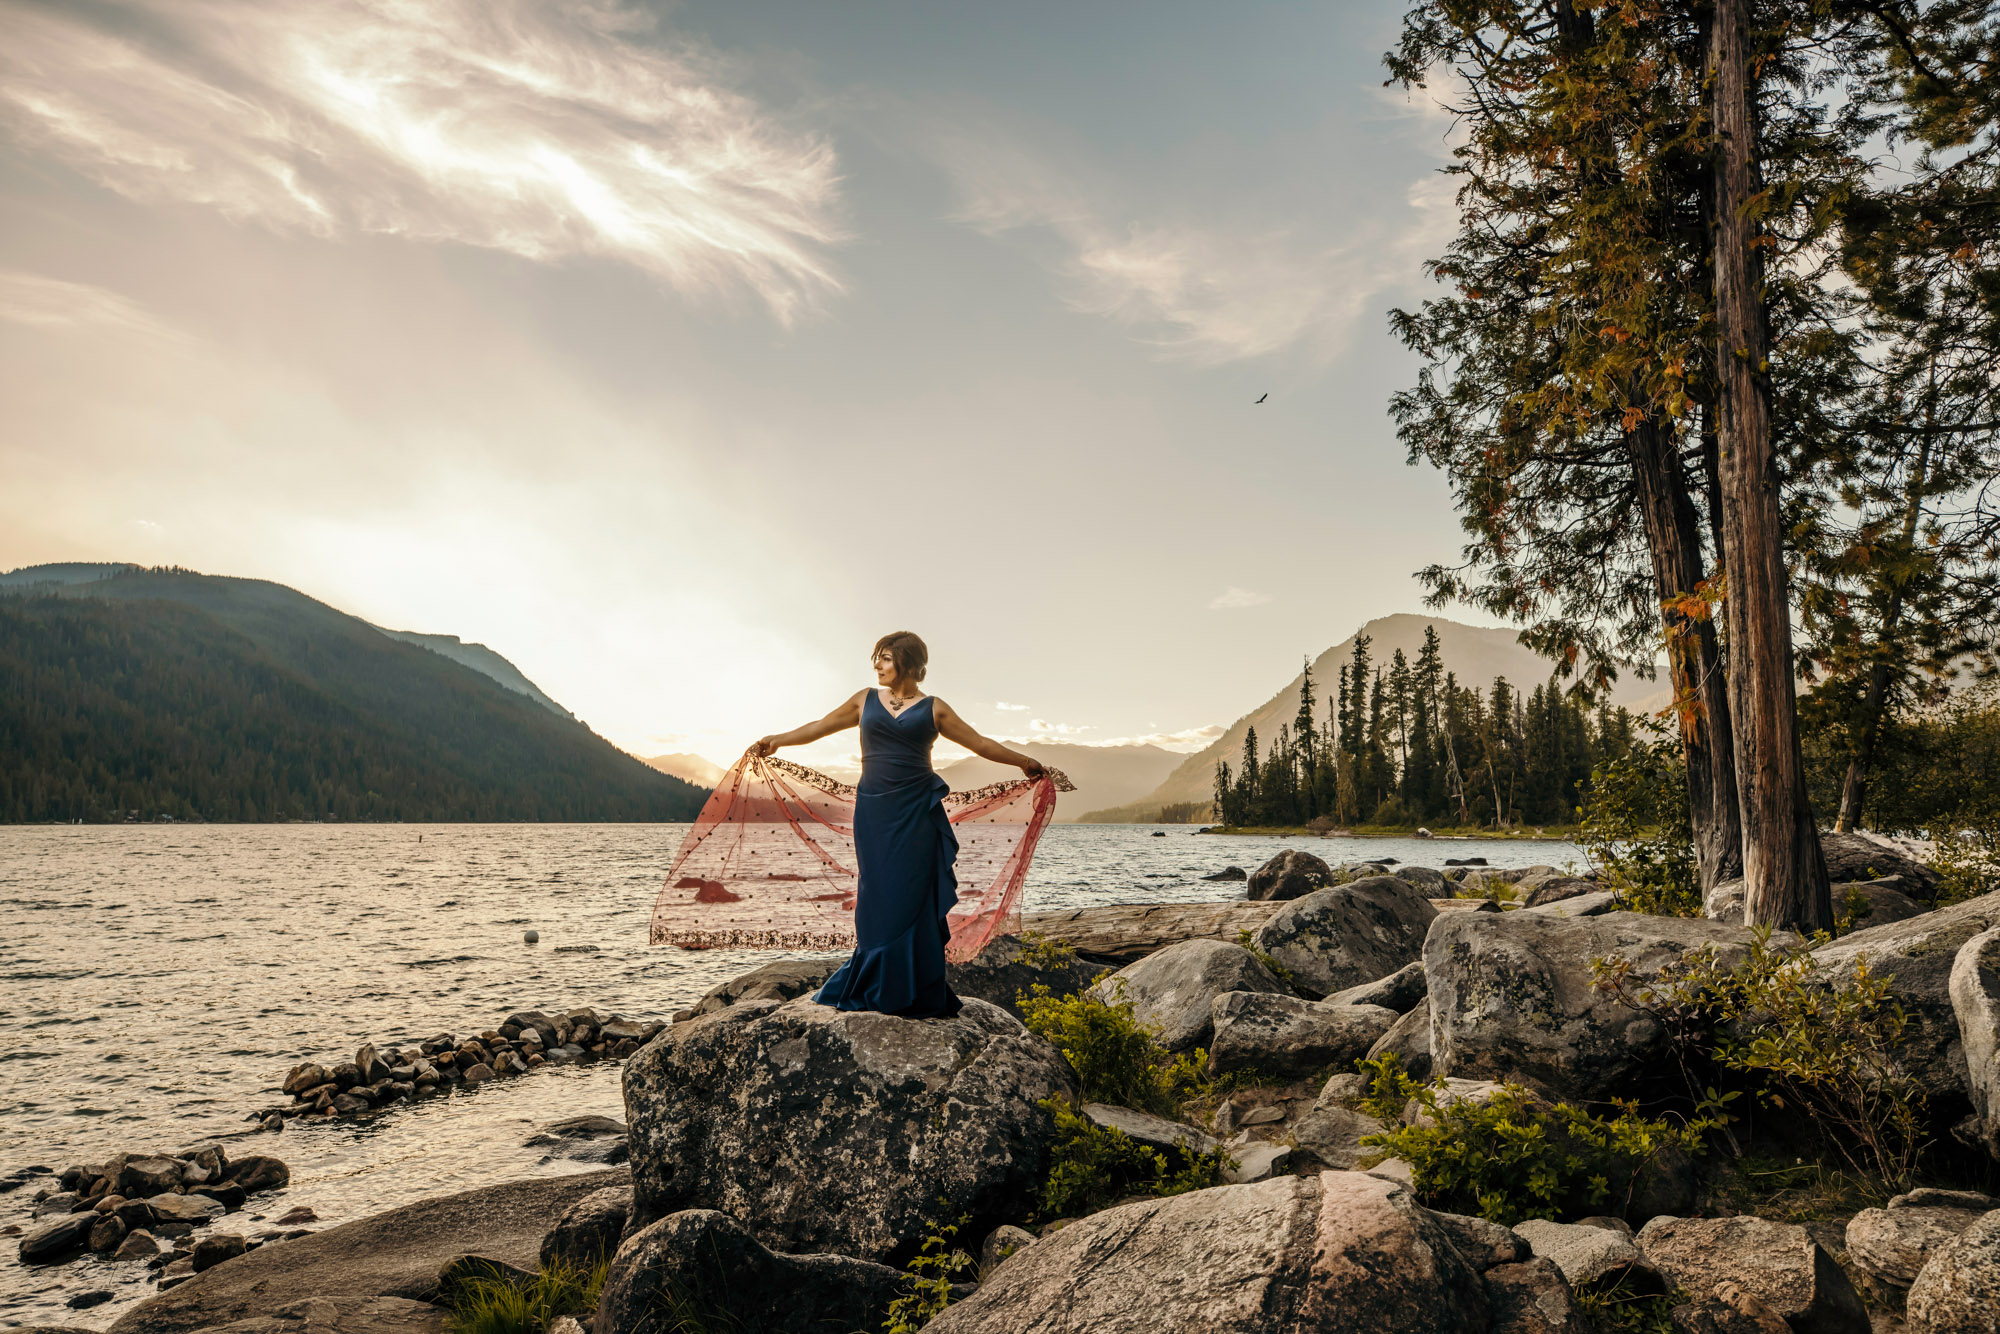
<box><xmin>594</xmin><ymin>1210</ymin><xmax>907</xmax><ymax>1334</ymax></box>
<box><xmin>1511</xmin><ymin>1218</ymin><xmax>1639</xmax><ymax>1288</ymax></box>
<box><xmin>1247</xmin><ymin>849</ymin><xmax>1339</xmax><ymax>901</ymax></box>
<box><xmin>1845</xmin><ymin>1202</ymin><xmax>1989</xmax><ymax>1306</ymax></box>
<box><xmin>1819</xmin><ymin>831</ymin><xmax>1937</xmax><ymax>895</ymax></box>
<box><xmin>924</xmin><ymin>1171</ymin><xmax>1491</xmax><ymax>1334</ymax></box>
<box><xmin>1365</xmin><ymin>1003</ymin><xmax>1434</xmax><ymax>1082</ymax></box>
<box><xmin>540</xmin><ymin>1184</ymin><xmax>631</xmax><ymax>1269</ymax></box>
<box><xmin>1482</xmin><ymin>1258</ymin><xmax>1594</xmax><ymax>1334</ymax></box>
<box><xmin>622</xmin><ymin>996</ymin><xmax>1075</xmax><ymax>1263</ymax></box>
<box><xmin>1905</xmin><ymin>1209</ymin><xmax>2000</xmax><ymax>1333</ymax></box>
<box><xmin>1427</xmin><ymin>911</ymin><xmax>1760</xmax><ymax>1101</ymax></box>
<box><xmin>1636</xmin><ymin>1215</ymin><xmax>1869</xmax><ymax>1334</ymax></box>
<box><xmin>183</xmin><ymin>1298</ymin><xmax>447</xmax><ymax>1334</ymax></box>
<box><xmin>1251</xmin><ymin>876</ymin><xmax>1439</xmax><ymax>999</ymax></box>
<box><xmin>1950</xmin><ymin>925</ymin><xmax>2000</xmax><ymax>1159</ymax></box>
<box><xmin>1329</xmin><ymin>960</ymin><xmax>1427</xmax><ymax>1014</ymax></box>
<box><xmin>1091</xmin><ymin>939</ymin><xmax>1291</xmax><ymax>1052</ymax></box>
<box><xmin>1018</xmin><ymin>902</ymin><xmax>1280</xmax><ymax>963</ymax></box>
<box><xmin>108</xmin><ymin>1171</ymin><xmax>624</xmax><ymax>1334</ymax></box>
<box><xmin>1206</xmin><ymin>993</ymin><xmax>1397</xmax><ymax>1076</ymax></box>
<box><xmin>1833</xmin><ymin>878</ymin><xmax>1929</xmax><ymax>929</ymax></box>
<box><xmin>672</xmin><ymin>959</ymin><xmax>835</xmax><ymax>1022</ymax></box>
<box><xmin>1395</xmin><ymin>865</ymin><xmax>1449</xmax><ymax>894</ymax></box>
<box><xmin>1812</xmin><ymin>890</ymin><xmax>2000</xmax><ymax>1106</ymax></box>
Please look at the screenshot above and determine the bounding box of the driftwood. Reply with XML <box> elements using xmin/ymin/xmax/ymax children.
<box><xmin>1017</xmin><ymin>901</ymin><xmax>1283</xmax><ymax>962</ymax></box>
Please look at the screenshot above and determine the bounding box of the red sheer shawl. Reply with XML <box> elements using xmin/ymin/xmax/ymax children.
<box><xmin>651</xmin><ymin>755</ymin><xmax>1075</xmax><ymax>962</ymax></box>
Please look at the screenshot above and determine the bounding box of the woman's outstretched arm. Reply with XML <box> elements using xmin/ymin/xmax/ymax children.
<box><xmin>751</xmin><ymin>691</ymin><xmax>867</xmax><ymax>757</ymax></box>
<box><xmin>932</xmin><ymin>699</ymin><xmax>1047</xmax><ymax>778</ymax></box>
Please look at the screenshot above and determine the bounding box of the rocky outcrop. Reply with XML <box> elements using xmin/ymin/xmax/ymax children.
<box><xmin>1949</xmin><ymin>925</ymin><xmax>2000</xmax><ymax>1159</ymax></box>
<box><xmin>1811</xmin><ymin>890</ymin><xmax>2000</xmax><ymax>1106</ymax></box>
<box><xmin>593</xmin><ymin>1210</ymin><xmax>908</xmax><ymax>1334</ymax></box>
<box><xmin>1394</xmin><ymin>866</ymin><xmax>1449</xmax><ymax>894</ymax></box>
<box><xmin>1205</xmin><ymin>993</ymin><xmax>1397</xmax><ymax>1076</ymax></box>
<box><xmin>107</xmin><ymin>1171</ymin><xmax>624</xmax><ymax>1334</ymax></box>
<box><xmin>622</xmin><ymin>996</ymin><xmax>1075</xmax><ymax>1264</ymax></box>
<box><xmin>1328</xmin><ymin>961</ymin><xmax>1427</xmax><ymax>1014</ymax></box>
<box><xmin>1636</xmin><ymin>1215</ymin><xmax>1869</xmax><ymax>1334</ymax></box>
<box><xmin>1247</xmin><ymin>850</ymin><xmax>1339</xmax><ymax>902</ymax></box>
<box><xmin>924</xmin><ymin>1171</ymin><xmax>1490</xmax><ymax>1334</ymax></box>
<box><xmin>1091</xmin><ymin>940</ymin><xmax>1291</xmax><ymax>1052</ymax></box>
<box><xmin>1522</xmin><ymin>878</ymin><xmax>1598</xmax><ymax>910</ymax></box>
<box><xmin>1904</xmin><ymin>1209</ymin><xmax>2000</xmax><ymax>1334</ymax></box>
<box><xmin>673</xmin><ymin>959</ymin><xmax>835</xmax><ymax>1022</ymax></box>
<box><xmin>1835</xmin><ymin>878</ymin><xmax>1928</xmax><ymax>929</ymax></box>
<box><xmin>1083</xmin><ymin>1103</ymin><xmax>1220</xmax><ymax>1156</ymax></box>
<box><xmin>1251</xmin><ymin>876</ymin><xmax>1439</xmax><ymax>998</ymax></box>
<box><xmin>1427</xmin><ymin>911</ymin><xmax>1761</xmax><ymax>1102</ymax></box>
<box><xmin>1018</xmin><ymin>902</ymin><xmax>1282</xmax><ymax>963</ymax></box>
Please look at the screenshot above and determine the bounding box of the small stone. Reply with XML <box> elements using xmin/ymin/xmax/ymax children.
<box><xmin>114</xmin><ymin>1228</ymin><xmax>161</xmax><ymax>1260</ymax></box>
<box><xmin>1483</xmin><ymin>1258</ymin><xmax>1593</xmax><ymax>1332</ymax></box>
<box><xmin>18</xmin><ymin>1212</ymin><xmax>96</xmax><ymax>1262</ymax></box>
<box><xmin>356</xmin><ymin>1044</ymin><xmax>390</xmax><ymax>1084</ymax></box>
<box><xmin>89</xmin><ymin>1214</ymin><xmax>127</xmax><ymax>1252</ymax></box>
<box><xmin>1890</xmin><ymin>1188</ymin><xmax>1998</xmax><ymax>1212</ymax></box>
<box><xmin>980</xmin><ymin>1224</ymin><xmax>1037</xmax><ymax>1272</ymax></box>
<box><xmin>1845</xmin><ymin>1205</ymin><xmax>1986</xmax><ymax>1298</ymax></box>
<box><xmin>157</xmin><ymin>1256</ymin><xmax>196</xmax><ymax>1289</ymax></box>
<box><xmin>281</xmin><ymin>1062</ymin><xmax>331</xmax><ymax>1096</ymax></box>
<box><xmin>524</xmin><ymin>929</ymin><xmax>540</xmax><ymax>944</ymax></box>
<box><xmin>462</xmin><ymin>1063</ymin><xmax>495</xmax><ymax>1084</ymax></box>
<box><xmin>146</xmin><ymin>1192</ymin><xmax>226</xmax><ymax>1224</ymax></box>
<box><xmin>1220</xmin><ymin>1142</ymin><xmax>1290</xmax><ymax>1184</ymax></box>
<box><xmin>331</xmin><ymin>1092</ymin><xmax>371</xmax><ymax>1115</ymax></box>
<box><xmin>66</xmin><ymin>1289</ymin><xmax>114</xmax><ymax>1310</ymax></box>
<box><xmin>190</xmin><ymin>1231</ymin><xmax>248</xmax><ymax>1271</ymax></box>
<box><xmin>274</xmin><ymin>1205</ymin><xmax>318</xmax><ymax>1225</ymax></box>
<box><xmin>32</xmin><ymin>1190</ymin><xmax>81</xmax><ymax>1218</ymax></box>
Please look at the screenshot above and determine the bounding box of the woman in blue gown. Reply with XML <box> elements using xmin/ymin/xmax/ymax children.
<box><xmin>750</xmin><ymin>632</ymin><xmax>1045</xmax><ymax>1018</ymax></box>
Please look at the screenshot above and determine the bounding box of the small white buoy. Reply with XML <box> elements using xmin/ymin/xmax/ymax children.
<box><xmin>524</xmin><ymin>929</ymin><xmax>540</xmax><ymax>945</ymax></box>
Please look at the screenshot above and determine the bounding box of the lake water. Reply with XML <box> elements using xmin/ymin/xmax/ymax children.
<box><xmin>0</xmin><ymin>823</ymin><xmax>1579</xmax><ymax>1325</ymax></box>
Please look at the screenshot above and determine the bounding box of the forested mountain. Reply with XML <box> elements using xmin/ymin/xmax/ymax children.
<box><xmin>937</xmin><ymin>741</ymin><xmax>1183</xmax><ymax>822</ymax></box>
<box><xmin>0</xmin><ymin>565</ymin><xmax>706</xmax><ymax>823</ymax></box>
<box><xmin>1102</xmin><ymin>615</ymin><xmax>1663</xmax><ymax>822</ymax></box>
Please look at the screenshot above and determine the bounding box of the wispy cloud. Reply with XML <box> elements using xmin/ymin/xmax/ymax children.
<box><xmin>992</xmin><ymin>721</ymin><xmax>1223</xmax><ymax>753</ymax></box>
<box><xmin>993</xmin><ymin>700</ymin><xmax>1030</xmax><ymax>712</ymax></box>
<box><xmin>0</xmin><ymin>0</ymin><xmax>845</xmax><ymax>320</ymax></box>
<box><xmin>946</xmin><ymin>138</ymin><xmax>1454</xmax><ymax>364</ymax></box>
<box><xmin>1209</xmin><ymin>586</ymin><xmax>1271</xmax><ymax>610</ymax></box>
<box><xmin>0</xmin><ymin>270</ymin><xmax>183</xmax><ymax>339</ymax></box>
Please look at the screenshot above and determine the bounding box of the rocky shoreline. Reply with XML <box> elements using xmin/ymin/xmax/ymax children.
<box><xmin>14</xmin><ymin>830</ymin><xmax>1999</xmax><ymax>1334</ymax></box>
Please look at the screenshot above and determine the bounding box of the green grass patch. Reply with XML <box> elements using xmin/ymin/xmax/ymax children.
<box><xmin>442</xmin><ymin>1257</ymin><xmax>610</xmax><ymax>1334</ymax></box>
<box><xmin>1036</xmin><ymin>1099</ymin><xmax>1232</xmax><ymax>1220</ymax></box>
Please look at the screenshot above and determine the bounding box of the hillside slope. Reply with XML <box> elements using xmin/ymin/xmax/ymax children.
<box><xmin>936</xmin><ymin>741</ymin><xmax>1184</xmax><ymax>822</ymax></box>
<box><xmin>0</xmin><ymin>566</ymin><xmax>706</xmax><ymax>822</ymax></box>
<box><xmin>1107</xmin><ymin>614</ymin><xmax>1668</xmax><ymax>821</ymax></box>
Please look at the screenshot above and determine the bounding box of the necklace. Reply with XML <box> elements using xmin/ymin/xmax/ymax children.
<box><xmin>884</xmin><ymin>689</ymin><xmax>920</xmax><ymax>715</ymax></box>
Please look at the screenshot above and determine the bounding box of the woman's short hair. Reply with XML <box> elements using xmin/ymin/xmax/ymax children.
<box><xmin>872</xmin><ymin>631</ymin><xmax>928</xmax><ymax>683</ymax></box>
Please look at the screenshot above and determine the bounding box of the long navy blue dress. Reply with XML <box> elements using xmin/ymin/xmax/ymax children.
<box><xmin>815</xmin><ymin>691</ymin><xmax>964</xmax><ymax>1018</ymax></box>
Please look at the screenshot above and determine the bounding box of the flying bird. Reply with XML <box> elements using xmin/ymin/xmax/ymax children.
<box><xmin>1254</xmin><ymin>393</ymin><xmax>1269</xmax><ymax>404</ymax></box>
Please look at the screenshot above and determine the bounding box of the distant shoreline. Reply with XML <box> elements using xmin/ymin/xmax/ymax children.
<box><xmin>1191</xmin><ymin>824</ymin><xmax>1582</xmax><ymax>842</ymax></box>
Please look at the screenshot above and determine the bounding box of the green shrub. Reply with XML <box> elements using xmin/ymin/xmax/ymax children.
<box><xmin>882</xmin><ymin>1216</ymin><xmax>974</xmax><ymax>1334</ymax></box>
<box><xmin>1018</xmin><ymin>983</ymin><xmax>1204</xmax><ymax>1117</ymax></box>
<box><xmin>1931</xmin><ymin>823</ymin><xmax>2000</xmax><ymax>908</ymax></box>
<box><xmin>1574</xmin><ymin>1273</ymin><xmax>1682</xmax><ymax>1334</ymax></box>
<box><xmin>1578</xmin><ymin>736</ymin><xmax>1701</xmax><ymax>917</ymax></box>
<box><xmin>1036</xmin><ymin>1098</ymin><xmax>1231</xmax><ymax>1220</ymax></box>
<box><xmin>442</xmin><ymin>1257</ymin><xmax>610</xmax><ymax>1334</ymax></box>
<box><xmin>1015</xmin><ymin>931</ymin><xmax>1080</xmax><ymax>969</ymax></box>
<box><xmin>1357</xmin><ymin>1072</ymin><xmax>1712</xmax><ymax>1225</ymax></box>
<box><xmin>1592</xmin><ymin>930</ymin><xmax>1928</xmax><ymax>1188</ymax></box>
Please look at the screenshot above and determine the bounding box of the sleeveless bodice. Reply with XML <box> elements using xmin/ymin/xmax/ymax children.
<box><xmin>859</xmin><ymin>691</ymin><xmax>939</xmax><ymax>792</ymax></box>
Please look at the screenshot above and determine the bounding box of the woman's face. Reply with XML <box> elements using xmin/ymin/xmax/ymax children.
<box><xmin>873</xmin><ymin>650</ymin><xmax>897</xmax><ymax>685</ymax></box>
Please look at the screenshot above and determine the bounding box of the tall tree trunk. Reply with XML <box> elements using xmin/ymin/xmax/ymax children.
<box><xmin>1710</xmin><ymin>0</ymin><xmax>1832</xmax><ymax>931</ymax></box>
<box><xmin>1625</xmin><ymin>419</ymin><xmax>1744</xmax><ymax>890</ymax></box>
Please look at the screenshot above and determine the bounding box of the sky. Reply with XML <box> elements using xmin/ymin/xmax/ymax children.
<box><xmin>0</xmin><ymin>0</ymin><xmax>1481</xmax><ymax>772</ymax></box>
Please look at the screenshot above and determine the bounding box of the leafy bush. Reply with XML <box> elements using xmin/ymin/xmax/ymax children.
<box><xmin>442</xmin><ymin>1257</ymin><xmax>610</xmax><ymax>1334</ymax></box>
<box><xmin>1574</xmin><ymin>1273</ymin><xmax>1681</xmax><ymax>1334</ymax></box>
<box><xmin>1017</xmin><ymin>983</ymin><xmax>1206</xmax><ymax>1116</ymax></box>
<box><xmin>1592</xmin><ymin>930</ymin><xmax>1928</xmax><ymax>1187</ymax></box>
<box><xmin>1355</xmin><ymin>1060</ymin><xmax>1712</xmax><ymax>1225</ymax></box>
<box><xmin>1931</xmin><ymin>823</ymin><xmax>2000</xmax><ymax>907</ymax></box>
<box><xmin>882</xmin><ymin>1216</ymin><xmax>974</xmax><ymax>1334</ymax></box>
<box><xmin>1015</xmin><ymin>931</ymin><xmax>1081</xmax><ymax>969</ymax></box>
<box><xmin>1578</xmin><ymin>735</ymin><xmax>1701</xmax><ymax>917</ymax></box>
<box><xmin>1035</xmin><ymin>1098</ymin><xmax>1230</xmax><ymax>1220</ymax></box>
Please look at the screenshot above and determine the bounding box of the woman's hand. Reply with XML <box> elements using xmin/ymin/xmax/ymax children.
<box><xmin>1021</xmin><ymin>758</ymin><xmax>1047</xmax><ymax>780</ymax></box>
<box><xmin>750</xmin><ymin>736</ymin><xmax>781</xmax><ymax>758</ymax></box>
